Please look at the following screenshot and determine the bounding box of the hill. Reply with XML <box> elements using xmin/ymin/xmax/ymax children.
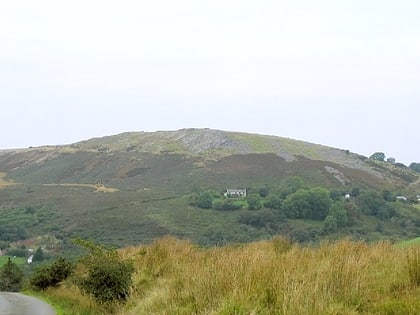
<box><xmin>0</xmin><ymin>128</ymin><xmax>419</xmax><ymax>251</ymax></box>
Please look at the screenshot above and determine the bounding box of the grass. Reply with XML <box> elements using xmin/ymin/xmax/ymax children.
<box><xmin>0</xmin><ymin>172</ymin><xmax>18</xmax><ymax>188</ymax></box>
<box><xmin>398</xmin><ymin>237</ymin><xmax>420</xmax><ymax>248</ymax></box>
<box><xmin>0</xmin><ymin>256</ymin><xmax>25</xmax><ymax>267</ymax></box>
<box><xmin>40</xmin><ymin>237</ymin><xmax>420</xmax><ymax>315</ymax></box>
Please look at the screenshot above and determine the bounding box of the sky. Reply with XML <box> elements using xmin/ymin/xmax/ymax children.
<box><xmin>0</xmin><ymin>0</ymin><xmax>419</xmax><ymax>164</ymax></box>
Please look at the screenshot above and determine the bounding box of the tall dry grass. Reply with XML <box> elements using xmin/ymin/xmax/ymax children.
<box><xmin>43</xmin><ymin>237</ymin><xmax>420</xmax><ymax>314</ymax></box>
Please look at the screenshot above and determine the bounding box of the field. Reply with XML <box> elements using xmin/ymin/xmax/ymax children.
<box><xmin>37</xmin><ymin>237</ymin><xmax>420</xmax><ymax>315</ymax></box>
<box><xmin>0</xmin><ymin>256</ymin><xmax>25</xmax><ymax>267</ymax></box>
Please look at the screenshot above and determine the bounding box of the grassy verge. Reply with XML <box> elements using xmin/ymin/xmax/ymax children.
<box><xmin>38</xmin><ymin>237</ymin><xmax>420</xmax><ymax>315</ymax></box>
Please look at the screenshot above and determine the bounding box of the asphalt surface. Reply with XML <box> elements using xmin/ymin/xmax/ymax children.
<box><xmin>0</xmin><ymin>292</ymin><xmax>56</xmax><ymax>315</ymax></box>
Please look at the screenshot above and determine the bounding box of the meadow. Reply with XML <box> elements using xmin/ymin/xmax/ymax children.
<box><xmin>38</xmin><ymin>237</ymin><xmax>420</xmax><ymax>315</ymax></box>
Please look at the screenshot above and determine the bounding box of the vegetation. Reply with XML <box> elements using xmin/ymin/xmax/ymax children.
<box><xmin>0</xmin><ymin>257</ymin><xmax>24</xmax><ymax>291</ymax></box>
<box><xmin>0</xmin><ymin>129</ymin><xmax>419</xmax><ymax>250</ymax></box>
<box><xmin>30</xmin><ymin>257</ymin><xmax>74</xmax><ymax>290</ymax></box>
<box><xmin>74</xmin><ymin>239</ymin><xmax>135</xmax><ymax>305</ymax></box>
<box><xmin>35</xmin><ymin>237</ymin><xmax>420</xmax><ymax>314</ymax></box>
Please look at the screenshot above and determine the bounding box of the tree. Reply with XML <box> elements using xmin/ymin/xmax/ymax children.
<box><xmin>247</xmin><ymin>194</ymin><xmax>262</xmax><ymax>210</ymax></box>
<box><xmin>409</xmin><ymin>162</ymin><xmax>420</xmax><ymax>173</ymax></box>
<box><xmin>0</xmin><ymin>258</ymin><xmax>24</xmax><ymax>291</ymax></box>
<box><xmin>329</xmin><ymin>202</ymin><xmax>348</xmax><ymax>227</ymax></box>
<box><xmin>323</xmin><ymin>215</ymin><xmax>338</xmax><ymax>233</ymax></box>
<box><xmin>259</xmin><ymin>186</ymin><xmax>270</xmax><ymax>198</ymax></box>
<box><xmin>196</xmin><ymin>192</ymin><xmax>213</xmax><ymax>209</ymax></box>
<box><xmin>264</xmin><ymin>195</ymin><xmax>282</xmax><ymax>209</ymax></box>
<box><xmin>382</xmin><ymin>190</ymin><xmax>396</xmax><ymax>202</ymax></box>
<box><xmin>370</xmin><ymin>152</ymin><xmax>386</xmax><ymax>161</ymax></box>
<box><xmin>282</xmin><ymin>187</ymin><xmax>332</xmax><ymax>220</ymax></box>
<box><xmin>32</xmin><ymin>247</ymin><xmax>46</xmax><ymax>262</ymax></box>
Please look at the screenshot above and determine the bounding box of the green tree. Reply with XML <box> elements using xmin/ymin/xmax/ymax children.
<box><xmin>282</xmin><ymin>188</ymin><xmax>332</xmax><ymax>220</ymax></box>
<box><xmin>0</xmin><ymin>258</ymin><xmax>24</xmax><ymax>291</ymax></box>
<box><xmin>280</xmin><ymin>176</ymin><xmax>304</xmax><ymax>198</ymax></box>
<box><xmin>264</xmin><ymin>195</ymin><xmax>282</xmax><ymax>209</ymax></box>
<box><xmin>370</xmin><ymin>152</ymin><xmax>386</xmax><ymax>161</ymax></box>
<box><xmin>197</xmin><ymin>192</ymin><xmax>213</xmax><ymax>209</ymax></box>
<box><xmin>259</xmin><ymin>186</ymin><xmax>270</xmax><ymax>197</ymax></box>
<box><xmin>382</xmin><ymin>190</ymin><xmax>396</xmax><ymax>202</ymax></box>
<box><xmin>409</xmin><ymin>162</ymin><xmax>420</xmax><ymax>173</ymax></box>
<box><xmin>32</xmin><ymin>247</ymin><xmax>46</xmax><ymax>262</ymax></box>
<box><xmin>323</xmin><ymin>215</ymin><xmax>338</xmax><ymax>233</ymax></box>
<box><xmin>329</xmin><ymin>202</ymin><xmax>348</xmax><ymax>227</ymax></box>
<box><xmin>247</xmin><ymin>194</ymin><xmax>262</xmax><ymax>210</ymax></box>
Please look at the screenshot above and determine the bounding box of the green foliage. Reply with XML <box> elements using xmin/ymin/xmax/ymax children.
<box><xmin>282</xmin><ymin>187</ymin><xmax>332</xmax><ymax>220</ymax></box>
<box><xmin>370</xmin><ymin>152</ymin><xmax>386</xmax><ymax>161</ymax></box>
<box><xmin>258</xmin><ymin>186</ymin><xmax>270</xmax><ymax>198</ymax></box>
<box><xmin>196</xmin><ymin>192</ymin><xmax>213</xmax><ymax>209</ymax></box>
<box><xmin>323</xmin><ymin>215</ymin><xmax>338</xmax><ymax>233</ymax></box>
<box><xmin>263</xmin><ymin>195</ymin><xmax>282</xmax><ymax>209</ymax></box>
<box><xmin>33</xmin><ymin>247</ymin><xmax>46</xmax><ymax>262</ymax></box>
<box><xmin>213</xmin><ymin>198</ymin><xmax>243</xmax><ymax>211</ymax></box>
<box><xmin>409</xmin><ymin>162</ymin><xmax>420</xmax><ymax>173</ymax></box>
<box><xmin>382</xmin><ymin>189</ymin><xmax>396</xmax><ymax>202</ymax></box>
<box><xmin>246</xmin><ymin>194</ymin><xmax>262</xmax><ymax>210</ymax></box>
<box><xmin>329</xmin><ymin>202</ymin><xmax>348</xmax><ymax>227</ymax></box>
<box><xmin>279</xmin><ymin>176</ymin><xmax>304</xmax><ymax>198</ymax></box>
<box><xmin>6</xmin><ymin>247</ymin><xmax>28</xmax><ymax>257</ymax></box>
<box><xmin>75</xmin><ymin>239</ymin><xmax>135</xmax><ymax>304</ymax></box>
<box><xmin>356</xmin><ymin>191</ymin><xmax>396</xmax><ymax>219</ymax></box>
<box><xmin>0</xmin><ymin>257</ymin><xmax>24</xmax><ymax>291</ymax></box>
<box><xmin>30</xmin><ymin>257</ymin><xmax>74</xmax><ymax>290</ymax></box>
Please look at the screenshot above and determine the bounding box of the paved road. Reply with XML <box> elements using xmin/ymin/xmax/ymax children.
<box><xmin>0</xmin><ymin>292</ymin><xmax>56</xmax><ymax>315</ymax></box>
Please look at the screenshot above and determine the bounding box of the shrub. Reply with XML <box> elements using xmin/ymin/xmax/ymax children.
<box><xmin>0</xmin><ymin>258</ymin><xmax>23</xmax><ymax>291</ymax></box>
<box><xmin>75</xmin><ymin>239</ymin><xmax>135</xmax><ymax>304</ymax></box>
<box><xmin>30</xmin><ymin>257</ymin><xmax>74</xmax><ymax>290</ymax></box>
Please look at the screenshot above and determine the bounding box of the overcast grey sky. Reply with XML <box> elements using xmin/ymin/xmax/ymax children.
<box><xmin>0</xmin><ymin>0</ymin><xmax>419</xmax><ymax>164</ymax></box>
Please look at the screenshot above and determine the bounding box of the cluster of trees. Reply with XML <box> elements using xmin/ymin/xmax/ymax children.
<box><xmin>370</xmin><ymin>151</ymin><xmax>420</xmax><ymax>173</ymax></box>
<box><xmin>191</xmin><ymin>175</ymin><xmax>418</xmax><ymax>242</ymax></box>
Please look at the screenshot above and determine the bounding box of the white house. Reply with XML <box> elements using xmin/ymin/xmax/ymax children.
<box><xmin>224</xmin><ymin>189</ymin><xmax>247</xmax><ymax>197</ymax></box>
<box><xmin>396</xmin><ymin>196</ymin><xmax>408</xmax><ymax>202</ymax></box>
<box><xmin>27</xmin><ymin>255</ymin><xmax>34</xmax><ymax>264</ymax></box>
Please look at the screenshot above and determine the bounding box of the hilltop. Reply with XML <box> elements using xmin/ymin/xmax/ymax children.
<box><xmin>0</xmin><ymin>128</ymin><xmax>419</xmax><ymax>251</ymax></box>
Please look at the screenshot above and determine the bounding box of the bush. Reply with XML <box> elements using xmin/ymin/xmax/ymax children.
<box><xmin>75</xmin><ymin>239</ymin><xmax>135</xmax><ymax>304</ymax></box>
<box><xmin>79</xmin><ymin>256</ymin><xmax>134</xmax><ymax>304</ymax></box>
<box><xmin>30</xmin><ymin>257</ymin><xmax>74</xmax><ymax>290</ymax></box>
<box><xmin>0</xmin><ymin>258</ymin><xmax>23</xmax><ymax>291</ymax></box>
<box><xmin>196</xmin><ymin>192</ymin><xmax>213</xmax><ymax>209</ymax></box>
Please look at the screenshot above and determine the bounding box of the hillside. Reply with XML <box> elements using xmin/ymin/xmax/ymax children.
<box><xmin>0</xmin><ymin>128</ymin><xmax>419</xmax><ymax>251</ymax></box>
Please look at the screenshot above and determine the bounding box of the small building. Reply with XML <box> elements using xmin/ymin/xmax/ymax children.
<box><xmin>396</xmin><ymin>196</ymin><xmax>408</xmax><ymax>202</ymax></box>
<box><xmin>344</xmin><ymin>194</ymin><xmax>351</xmax><ymax>199</ymax></box>
<box><xmin>224</xmin><ymin>189</ymin><xmax>247</xmax><ymax>198</ymax></box>
<box><xmin>27</xmin><ymin>255</ymin><xmax>34</xmax><ymax>264</ymax></box>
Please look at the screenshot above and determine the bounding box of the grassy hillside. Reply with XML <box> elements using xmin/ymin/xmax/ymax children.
<box><xmin>0</xmin><ymin>129</ymin><xmax>419</xmax><ymax>251</ymax></box>
<box><xmin>36</xmin><ymin>237</ymin><xmax>420</xmax><ymax>315</ymax></box>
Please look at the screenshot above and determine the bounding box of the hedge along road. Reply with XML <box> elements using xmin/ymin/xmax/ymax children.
<box><xmin>0</xmin><ymin>292</ymin><xmax>56</xmax><ymax>315</ymax></box>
